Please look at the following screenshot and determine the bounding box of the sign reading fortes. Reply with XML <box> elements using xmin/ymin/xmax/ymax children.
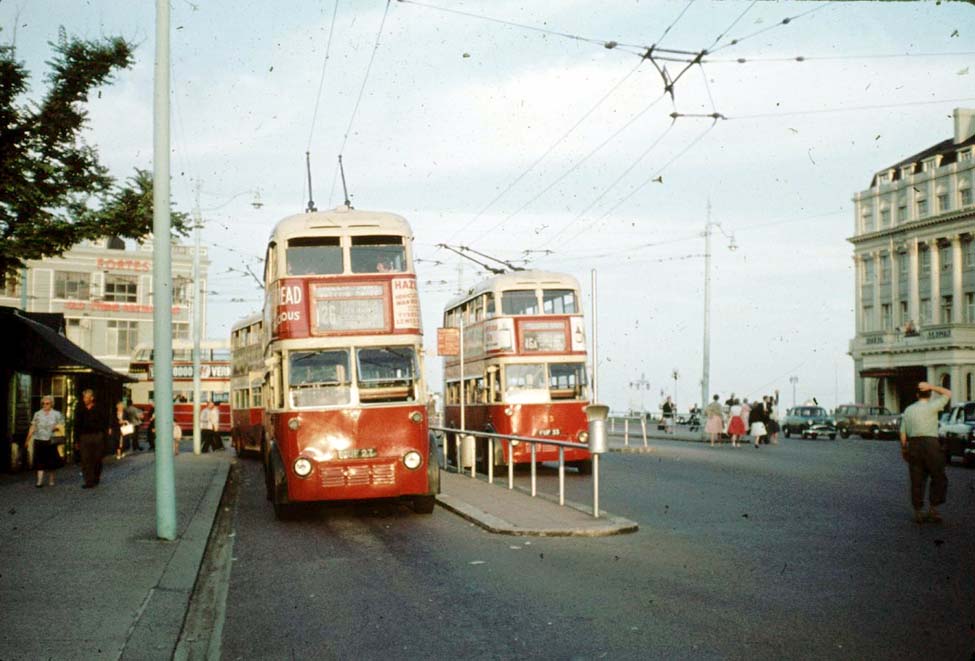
<box><xmin>271</xmin><ymin>278</ymin><xmax>309</xmax><ymax>338</ymax></box>
<box><xmin>96</xmin><ymin>257</ymin><xmax>152</xmax><ymax>272</ymax></box>
<box><xmin>148</xmin><ymin>364</ymin><xmax>232</xmax><ymax>379</ymax></box>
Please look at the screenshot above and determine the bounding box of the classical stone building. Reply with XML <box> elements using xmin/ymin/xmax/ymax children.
<box><xmin>849</xmin><ymin>108</ymin><xmax>975</xmax><ymax>412</ymax></box>
<box><xmin>0</xmin><ymin>237</ymin><xmax>208</xmax><ymax>377</ymax></box>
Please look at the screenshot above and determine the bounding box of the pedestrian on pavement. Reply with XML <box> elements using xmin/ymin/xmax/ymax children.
<box><xmin>704</xmin><ymin>395</ymin><xmax>724</xmax><ymax>446</ymax></box>
<box><xmin>727</xmin><ymin>398</ymin><xmax>745</xmax><ymax>447</ymax></box>
<box><xmin>766</xmin><ymin>392</ymin><xmax>780</xmax><ymax>444</ymax></box>
<box><xmin>203</xmin><ymin>400</ymin><xmax>222</xmax><ymax>451</ymax></box>
<box><xmin>125</xmin><ymin>402</ymin><xmax>144</xmax><ymax>452</ymax></box>
<box><xmin>900</xmin><ymin>381</ymin><xmax>951</xmax><ymax>524</ymax></box>
<box><xmin>748</xmin><ymin>399</ymin><xmax>768</xmax><ymax>448</ymax></box>
<box><xmin>173</xmin><ymin>422</ymin><xmax>182</xmax><ymax>455</ymax></box>
<box><xmin>145</xmin><ymin>402</ymin><xmax>156</xmax><ymax>451</ymax></box>
<box><xmin>661</xmin><ymin>397</ymin><xmax>675</xmax><ymax>434</ymax></box>
<box><xmin>26</xmin><ymin>395</ymin><xmax>66</xmax><ymax>487</ymax></box>
<box><xmin>74</xmin><ymin>389</ymin><xmax>111</xmax><ymax>489</ymax></box>
<box><xmin>113</xmin><ymin>401</ymin><xmax>130</xmax><ymax>460</ymax></box>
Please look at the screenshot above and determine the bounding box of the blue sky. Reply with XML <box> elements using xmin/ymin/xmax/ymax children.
<box><xmin>3</xmin><ymin>1</ymin><xmax>974</xmax><ymax>410</ymax></box>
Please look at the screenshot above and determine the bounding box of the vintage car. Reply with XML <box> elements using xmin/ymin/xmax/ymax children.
<box><xmin>781</xmin><ymin>406</ymin><xmax>834</xmax><ymax>438</ymax></box>
<box><xmin>801</xmin><ymin>423</ymin><xmax>837</xmax><ymax>440</ymax></box>
<box><xmin>940</xmin><ymin>401</ymin><xmax>975</xmax><ymax>467</ymax></box>
<box><xmin>833</xmin><ymin>403</ymin><xmax>901</xmax><ymax>440</ymax></box>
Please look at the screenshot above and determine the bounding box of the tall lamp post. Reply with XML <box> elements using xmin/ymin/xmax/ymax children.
<box><xmin>700</xmin><ymin>200</ymin><xmax>737</xmax><ymax>436</ymax></box>
<box><xmin>790</xmin><ymin>375</ymin><xmax>799</xmax><ymax>408</ymax></box>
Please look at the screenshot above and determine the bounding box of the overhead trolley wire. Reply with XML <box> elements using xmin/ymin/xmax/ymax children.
<box><xmin>446</xmin><ymin>59</ymin><xmax>647</xmax><ymax>243</ymax></box>
<box><xmin>727</xmin><ymin>96</ymin><xmax>975</xmax><ymax>121</ymax></box>
<box><xmin>306</xmin><ymin>0</ymin><xmax>341</xmax><ymax>151</ymax></box>
<box><xmin>709</xmin><ymin>3</ymin><xmax>830</xmax><ymax>54</ymax></box>
<box><xmin>704</xmin><ymin>50</ymin><xmax>975</xmax><ymax>65</ymax></box>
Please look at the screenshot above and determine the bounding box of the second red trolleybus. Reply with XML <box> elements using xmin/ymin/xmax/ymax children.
<box><xmin>229</xmin><ymin>313</ymin><xmax>264</xmax><ymax>457</ymax></box>
<box><xmin>443</xmin><ymin>270</ymin><xmax>592</xmax><ymax>473</ymax></box>
<box><xmin>261</xmin><ymin>206</ymin><xmax>438</xmax><ymax>518</ymax></box>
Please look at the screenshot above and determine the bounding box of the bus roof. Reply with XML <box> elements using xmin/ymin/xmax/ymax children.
<box><xmin>267</xmin><ymin>206</ymin><xmax>413</xmax><ymax>245</ymax></box>
<box><xmin>230</xmin><ymin>311</ymin><xmax>263</xmax><ymax>333</ymax></box>
<box><xmin>445</xmin><ymin>270</ymin><xmax>582</xmax><ymax>310</ymax></box>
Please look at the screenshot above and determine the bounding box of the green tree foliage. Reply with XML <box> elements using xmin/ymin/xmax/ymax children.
<box><xmin>0</xmin><ymin>34</ymin><xmax>189</xmax><ymax>286</ymax></box>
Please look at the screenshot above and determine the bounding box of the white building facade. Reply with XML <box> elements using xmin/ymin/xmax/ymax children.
<box><xmin>849</xmin><ymin>108</ymin><xmax>975</xmax><ymax>412</ymax></box>
<box><xmin>0</xmin><ymin>237</ymin><xmax>209</xmax><ymax>377</ymax></box>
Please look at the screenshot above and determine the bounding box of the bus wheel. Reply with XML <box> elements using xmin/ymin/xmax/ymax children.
<box><xmin>573</xmin><ymin>459</ymin><xmax>593</xmax><ymax>475</ymax></box>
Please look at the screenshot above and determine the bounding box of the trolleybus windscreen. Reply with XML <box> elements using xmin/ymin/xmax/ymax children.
<box><xmin>501</xmin><ymin>290</ymin><xmax>539</xmax><ymax>315</ymax></box>
<box><xmin>356</xmin><ymin>347</ymin><xmax>417</xmax><ymax>402</ymax></box>
<box><xmin>350</xmin><ymin>236</ymin><xmax>405</xmax><ymax>273</ymax></box>
<box><xmin>289</xmin><ymin>350</ymin><xmax>351</xmax><ymax>407</ymax></box>
<box><xmin>287</xmin><ymin>237</ymin><xmax>342</xmax><ymax>276</ymax></box>
<box><xmin>549</xmin><ymin>362</ymin><xmax>587</xmax><ymax>399</ymax></box>
<box><xmin>542</xmin><ymin>289</ymin><xmax>577</xmax><ymax>314</ymax></box>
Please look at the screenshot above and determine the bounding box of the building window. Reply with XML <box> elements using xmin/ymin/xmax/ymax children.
<box><xmin>922</xmin><ymin>160</ymin><xmax>934</xmax><ymax>172</ymax></box>
<box><xmin>107</xmin><ymin>320</ymin><xmax>139</xmax><ymax>356</ymax></box>
<box><xmin>899</xmin><ymin>300</ymin><xmax>908</xmax><ymax>325</ymax></box>
<box><xmin>965</xmin><ymin>239</ymin><xmax>975</xmax><ymax>268</ymax></box>
<box><xmin>862</xmin><ymin>306</ymin><xmax>874</xmax><ymax>331</ymax></box>
<box><xmin>960</xmin><ymin>149</ymin><xmax>973</xmax><ymax>161</ymax></box>
<box><xmin>173</xmin><ymin>323</ymin><xmax>190</xmax><ymax>341</ymax></box>
<box><xmin>920</xmin><ymin>248</ymin><xmax>931</xmax><ymax>275</ymax></box>
<box><xmin>2</xmin><ymin>274</ymin><xmax>21</xmax><ymax>298</ymax></box>
<box><xmin>880</xmin><ymin>254</ymin><xmax>891</xmax><ymax>282</ymax></box>
<box><xmin>941</xmin><ymin>295</ymin><xmax>953</xmax><ymax>322</ymax></box>
<box><xmin>863</xmin><ymin>258</ymin><xmax>874</xmax><ymax>283</ymax></box>
<box><xmin>967</xmin><ymin>292</ymin><xmax>975</xmax><ymax>322</ymax></box>
<box><xmin>104</xmin><ymin>276</ymin><xmax>138</xmax><ymax>303</ymax></box>
<box><xmin>881</xmin><ymin>303</ymin><xmax>892</xmax><ymax>330</ymax></box>
<box><xmin>959</xmin><ymin>187</ymin><xmax>972</xmax><ymax>207</ymax></box>
<box><xmin>937</xmin><ymin>193</ymin><xmax>949</xmax><ymax>212</ymax></box>
<box><xmin>66</xmin><ymin>318</ymin><xmax>83</xmax><ymax>345</ymax></box>
<box><xmin>880</xmin><ymin>208</ymin><xmax>891</xmax><ymax>225</ymax></box>
<box><xmin>861</xmin><ymin>209</ymin><xmax>874</xmax><ymax>232</ymax></box>
<box><xmin>940</xmin><ymin>245</ymin><xmax>952</xmax><ymax>271</ymax></box>
<box><xmin>54</xmin><ymin>271</ymin><xmax>91</xmax><ymax>300</ymax></box>
<box><xmin>916</xmin><ymin>198</ymin><xmax>928</xmax><ymax>216</ymax></box>
<box><xmin>897</xmin><ymin>201</ymin><xmax>908</xmax><ymax>222</ymax></box>
<box><xmin>920</xmin><ymin>298</ymin><xmax>931</xmax><ymax>325</ymax></box>
<box><xmin>898</xmin><ymin>252</ymin><xmax>908</xmax><ymax>276</ymax></box>
<box><xmin>878</xmin><ymin>172</ymin><xmax>889</xmax><ymax>184</ymax></box>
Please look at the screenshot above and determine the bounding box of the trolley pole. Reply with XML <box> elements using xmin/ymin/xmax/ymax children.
<box><xmin>152</xmin><ymin>0</ymin><xmax>177</xmax><ymax>541</ymax></box>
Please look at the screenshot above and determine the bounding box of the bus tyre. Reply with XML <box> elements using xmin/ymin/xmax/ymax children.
<box><xmin>412</xmin><ymin>495</ymin><xmax>436</xmax><ymax>514</ymax></box>
<box><xmin>573</xmin><ymin>459</ymin><xmax>593</xmax><ymax>475</ymax></box>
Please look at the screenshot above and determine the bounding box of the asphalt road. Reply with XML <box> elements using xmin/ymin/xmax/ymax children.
<box><xmin>219</xmin><ymin>437</ymin><xmax>975</xmax><ymax>660</ymax></box>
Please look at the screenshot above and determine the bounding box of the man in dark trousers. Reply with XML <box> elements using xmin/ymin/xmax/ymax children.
<box><xmin>899</xmin><ymin>381</ymin><xmax>951</xmax><ymax>523</ymax></box>
<box><xmin>74</xmin><ymin>389</ymin><xmax>111</xmax><ymax>489</ymax></box>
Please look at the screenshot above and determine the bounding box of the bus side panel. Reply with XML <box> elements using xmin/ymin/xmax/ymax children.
<box><xmin>270</xmin><ymin>406</ymin><xmax>430</xmax><ymax>502</ymax></box>
<box><xmin>446</xmin><ymin>402</ymin><xmax>590</xmax><ymax>463</ymax></box>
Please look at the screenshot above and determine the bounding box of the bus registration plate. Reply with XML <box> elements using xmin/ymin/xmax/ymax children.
<box><xmin>336</xmin><ymin>448</ymin><xmax>378</xmax><ymax>459</ymax></box>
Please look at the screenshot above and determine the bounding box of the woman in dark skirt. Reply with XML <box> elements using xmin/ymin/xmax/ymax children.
<box><xmin>26</xmin><ymin>396</ymin><xmax>66</xmax><ymax>487</ymax></box>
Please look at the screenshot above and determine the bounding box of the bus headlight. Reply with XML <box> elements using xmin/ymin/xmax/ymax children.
<box><xmin>293</xmin><ymin>457</ymin><xmax>313</xmax><ymax>478</ymax></box>
<box><xmin>403</xmin><ymin>451</ymin><xmax>422</xmax><ymax>470</ymax></box>
<box><xmin>409</xmin><ymin>411</ymin><xmax>423</xmax><ymax>423</ymax></box>
<box><xmin>577</xmin><ymin>430</ymin><xmax>589</xmax><ymax>444</ymax></box>
<box><xmin>288</xmin><ymin>417</ymin><xmax>301</xmax><ymax>431</ymax></box>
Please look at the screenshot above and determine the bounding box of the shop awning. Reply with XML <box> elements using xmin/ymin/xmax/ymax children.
<box><xmin>0</xmin><ymin>306</ymin><xmax>131</xmax><ymax>381</ymax></box>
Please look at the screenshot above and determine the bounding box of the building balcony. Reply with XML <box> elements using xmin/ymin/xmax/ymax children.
<box><xmin>850</xmin><ymin>323</ymin><xmax>975</xmax><ymax>355</ymax></box>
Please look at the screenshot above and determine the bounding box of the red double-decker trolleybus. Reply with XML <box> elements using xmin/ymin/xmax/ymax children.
<box><xmin>443</xmin><ymin>270</ymin><xmax>592</xmax><ymax>473</ymax></box>
<box><xmin>229</xmin><ymin>313</ymin><xmax>264</xmax><ymax>457</ymax></box>
<box><xmin>261</xmin><ymin>206</ymin><xmax>438</xmax><ymax>518</ymax></box>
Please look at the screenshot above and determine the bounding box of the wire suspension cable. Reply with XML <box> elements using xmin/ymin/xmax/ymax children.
<box><xmin>338</xmin><ymin>0</ymin><xmax>392</xmax><ymax>157</ymax></box>
<box><xmin>447</xmin><ymin>59</ymin><xmax>646</xmax><ymax>243</ymax></box>
<box><xmin>655</xmin><ymin>0</ymin><xmax>697</xmax><ymax>46</ymax></box>
<box><xmin>306</xmin><ymin>0</ymin><xmax>341</xmax><ymax>150</ymax></box>
<box><xmin>710</xmin><ymin>3</ymin><xmax>830</xmax><ymax>54</ymax></box>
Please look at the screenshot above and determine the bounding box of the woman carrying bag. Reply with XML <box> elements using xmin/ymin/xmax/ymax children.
<box><xmin>26</xmin><ymin>396</ymin><xmax>66</xmax><ymax>487</ymax></box>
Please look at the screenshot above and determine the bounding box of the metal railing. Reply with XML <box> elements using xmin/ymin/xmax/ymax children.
<box><xmin>430</xmin><ymin>426</ymin><xmax>602</xmax><ymax>517</ymax></box>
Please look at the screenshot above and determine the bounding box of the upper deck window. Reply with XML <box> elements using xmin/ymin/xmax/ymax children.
<box><xmin>350</xmin><ymin>236</ymin><xmax>405</xmax><ymax>273</ymax></box>
<box><xmin>287</xmin><ymin>237</ymin><xmax>342</xmax><ymax>276</ymax></box>
<box><xmin>501</xmin><ymin>289</ymin><xmax>539</xmax><ymax>315</ymax></box>
<box><xmin>542</xmin><ymin>289</ymin><xmax>577</xmax><ymax>314</ymax></box>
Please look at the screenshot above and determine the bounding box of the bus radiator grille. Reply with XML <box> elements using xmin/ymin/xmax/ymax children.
<box><xmin>320</xmin><ymin>463</ymin><xmax>397</xmax><ymax>488</ymax></box>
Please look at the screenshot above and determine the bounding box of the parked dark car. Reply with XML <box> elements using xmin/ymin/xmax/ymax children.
<box><xmin>833</xmin><ymin>403</ymin><xmax>901</xmax><ymax>439</ymax></box>
<box><xmin>940</xmin><ymin>401</ymin><xmax>975</xmax><ymax>467</ymax></box>
<box><xmin>781</xmin><ymin>406</ymin><xmax>834</xmax><ymax>438</ymax></box>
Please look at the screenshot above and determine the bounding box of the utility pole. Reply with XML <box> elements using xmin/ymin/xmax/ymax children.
<box><xmin>152</xmin><ymin>0</ymin><xmax>176</xmax><ymax>541</ymax></box>
<box><xmin>192</xmin><ymin>180</ymin><xmax>203</xmax><ymax>455</ymax></box>
<box><xmin>790</xmin><ymin>375</ymin><xmax>799</xmax><ymax>408</ymax></box>
<box><xmin>701</xmin><ymin>200</ymin><xmax>711</xmax><ymax>433</ymax></box>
